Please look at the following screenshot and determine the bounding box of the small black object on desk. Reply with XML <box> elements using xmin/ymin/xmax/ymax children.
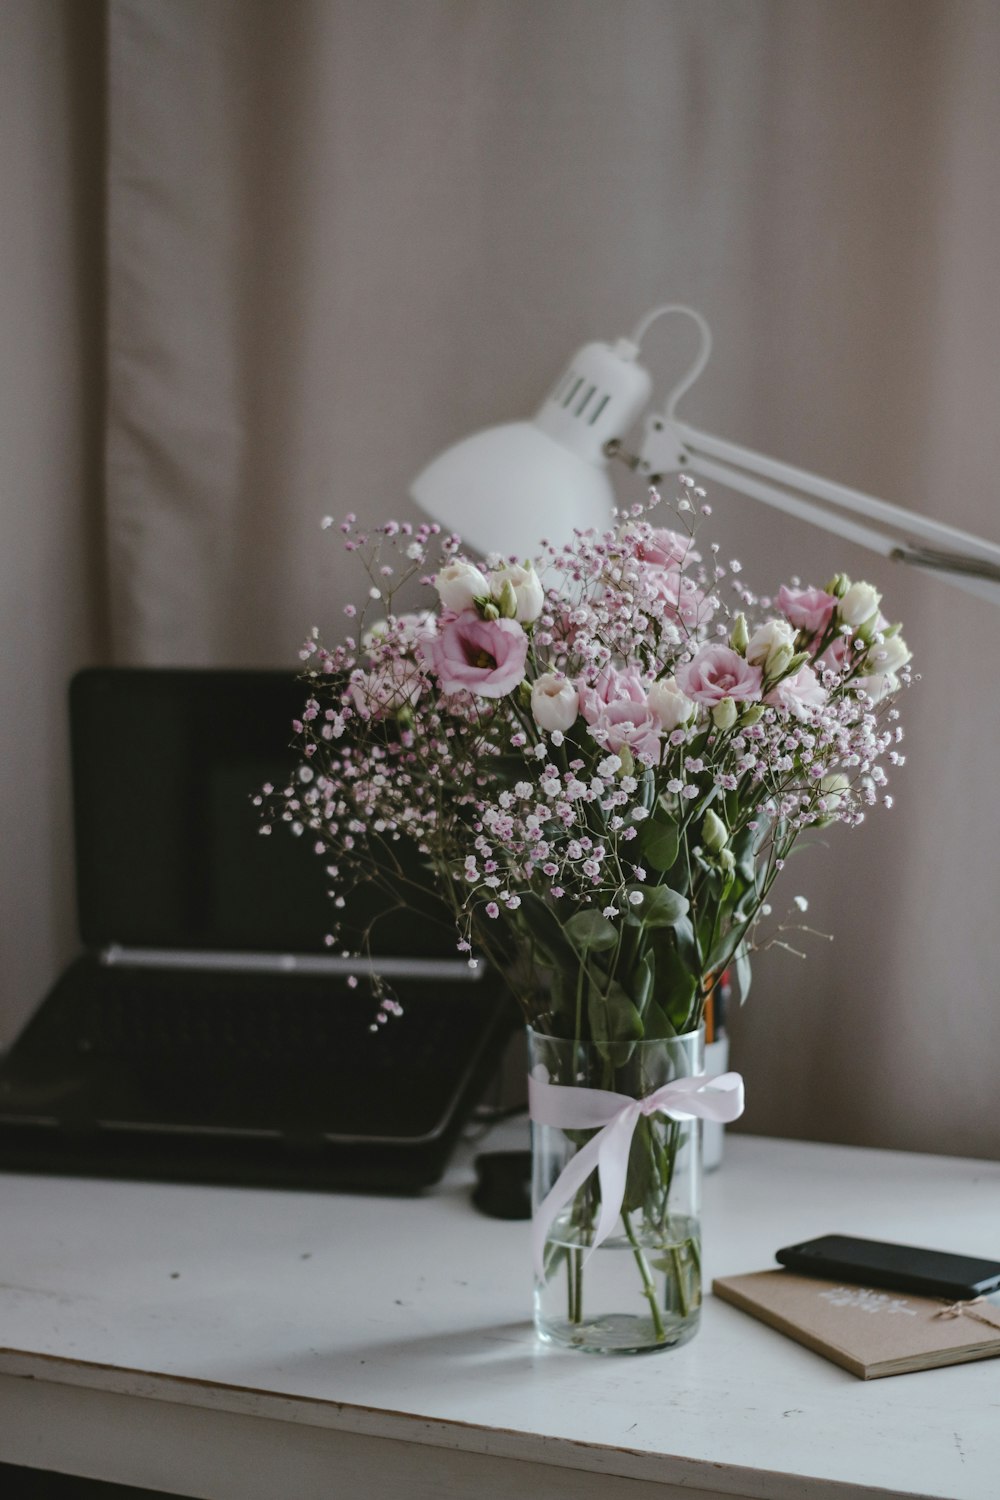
<box><xmin>472</xmin><ymin>1150</ymin><xmax>532</xmax><ymax>1219</ymax></box>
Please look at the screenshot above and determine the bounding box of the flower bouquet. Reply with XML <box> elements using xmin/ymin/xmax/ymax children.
<box><xmin>268</xmin><ymin>481</ymin><xmax>910</xmax><ymax>1353</ymax></box>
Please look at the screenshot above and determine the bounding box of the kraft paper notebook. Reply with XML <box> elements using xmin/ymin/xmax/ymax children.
<box><xmin>713</xmin><ymin>1269</ymin><xmax>1000</xmax><ymax>1380</ymax></box>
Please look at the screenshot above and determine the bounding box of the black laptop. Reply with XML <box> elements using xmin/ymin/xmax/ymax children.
<box><xmin>0</xmin><ymin>669</ymin><xmax>514</xmax><ymax>1191</ymax></box>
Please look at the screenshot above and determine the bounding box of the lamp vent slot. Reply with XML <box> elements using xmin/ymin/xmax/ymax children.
<box><xmin>561</xmin><ymin>375</ymin><xmax>584</xmax><ymax>408</ymax></box>
<box><xmin>588</xmin><ymin>394</ymin><xmax>611</xmax><ymax>426</ymax></box>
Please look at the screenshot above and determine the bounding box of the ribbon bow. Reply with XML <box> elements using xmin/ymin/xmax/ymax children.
<box><xmin>528</xmin><ymin>1066</ymin><xmax>746</xmax><ymax>1277</ymax></box>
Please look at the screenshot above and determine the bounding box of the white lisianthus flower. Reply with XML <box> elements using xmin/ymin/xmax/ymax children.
<box><xmin>490</xmin><ymin>561</ymin><xmax>545</xmax><ymax>623</ymax></box>
<box><xmin>838</xmin><ymin>580</ymin><xmax>882</xmax><ymax>628</ymax></box>
<box><xmin>434</xmin><ymin>559</ymin><xmax>490</xmax><ymax>613</ymax></box>
<box><xmin>854</xmin><ymin>671</ymin><xmax>900</xmax><ymax>703</ymax></box>
<box><xmin>530</xmin><ymin>673</ymin><xmax>579</xmax><ymax>733</ymax></box>
<box><xmin>865</xmin><ymin>633</ymin><xmax>911</xmax><ymax>675</ymax></box>
<box><xmin>348</xmin><ymin>660</ymin><xmax>423</xmax><ymax>717</ymax></box>
<box><xmin>648</xmin><ymin>677</ymin><xmax>696</xmax><ymax>731</ymax></box>
<box><xmin>746</xmin><ymin>618</ymin><xmax>795</xmax><ymax>671</ymax></box>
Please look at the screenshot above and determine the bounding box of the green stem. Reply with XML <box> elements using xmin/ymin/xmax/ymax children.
<box><xmin>621</xmin><ymin>1209</ymin><xmax>667</xmax><ymax>1344</ymax></box>
<box><xmin>670</xmin><ymin>1245</ymin><xmax>691</xmax><ymax>1320</ymax></box>
<box><xmin>567</xmin><ymin>1244</ymin><xmax>576</xmax><ymax>1322</ymax></box>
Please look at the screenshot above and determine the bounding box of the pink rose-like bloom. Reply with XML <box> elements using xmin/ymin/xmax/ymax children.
<box><xmin>424</xmin><ymin>610</ymin><xmax>528</xmax><ymax>698</ymax></box>
<box><xmin>765</xmin><ymin>663</ymin><xmax>827</xmax><ymax>718</ymax></box>
<box><xmin>578</xmin><ymin>664</ymin><xmax>646</xmax><ymax>723</ymax></box>
<box><xmin>585</xmin><ymin>699</ymin><xmax>663</xmax><ymax>763</ymax></box>
<box><xmin>675</xmin><ymin>644</ymin><xmax>763</xmax><ymax>705</ymax></box>
<box><xmin>636</xmin><ymin>527</ymin><xmax>701</xmax><ymax>569</ymax></box>
<box><xmin>777</xmin><ymin>584</ymin><xmax>836</xmax><ymax>636</ymax></box>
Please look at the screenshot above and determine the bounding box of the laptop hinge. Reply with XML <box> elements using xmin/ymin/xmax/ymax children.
<box><xmin>99</xmin><ymin>944</ymin><xmax>482</xmax><ymax>982</ymax></box>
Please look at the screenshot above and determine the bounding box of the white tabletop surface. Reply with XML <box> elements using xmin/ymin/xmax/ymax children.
<box><xmin>1</xmin><ymin>1130</ymin><xmax>999</xmax><ymax>1499</ymax></box>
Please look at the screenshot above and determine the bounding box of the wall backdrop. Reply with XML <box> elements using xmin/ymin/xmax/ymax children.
<box><xmin>5</xmin><ymin>0</ymin><xmax>999</xmax><ymax>1158</ymax></box>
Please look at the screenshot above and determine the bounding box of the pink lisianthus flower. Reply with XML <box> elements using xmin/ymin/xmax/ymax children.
<box><xmin>584</xmin><ymin>699</ymin><xmax>663</xmax><ymax>762</ymax></box>
<box><xmin>676</xmin><ymin>643</ymin><xmax>763</xmax><ymax>705</ymax></box>
<box><xmin>818</xmin><ymin>633</ymin><xmax>852</xmax><ymax>679</ymax></box>
<box><xmin>424</xmin><ymin>610</ymin><xmax>528</xmax><ymax>698</ymax></box>
<box><xmin>642</xmin><ymin>565</ymin><xmax>710</xmax><ymax>627</ymax></box>
<box><xmin>777</xmin><ymin>584</ymin><xmax>836</xmax><ymax>636</ymax></box>
<box><xmin>635</xmin><ymin>527</ymin><xmax>701</xmax><ymax>568</ymax></box>
<box><xmin>764</xmin><ymin>663</ymin><xmax>827</xmax><ymax>718</ymax></box>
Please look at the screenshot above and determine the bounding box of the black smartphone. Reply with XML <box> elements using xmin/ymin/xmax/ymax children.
<box><xmin>775</xmin><ymin>1234</ymin><xmax>1000</xmax><ymax>1301</ymax></box>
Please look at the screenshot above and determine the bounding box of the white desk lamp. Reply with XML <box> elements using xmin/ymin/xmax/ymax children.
<box><xmin>411</xmin><ymin>304</ymin><xmax>1000</xmax><ymax>606</ymax></box>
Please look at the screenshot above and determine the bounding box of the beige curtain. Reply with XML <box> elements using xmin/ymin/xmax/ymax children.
<box><xmin>33</xmin><ymin>0</ymin><xmax>1000</xmax><ymax>1155</ymax></box>
<box><xmin>0</xmin><ymin>2</ymin><xmax>106</xmax><ymax>1046</ymax></box>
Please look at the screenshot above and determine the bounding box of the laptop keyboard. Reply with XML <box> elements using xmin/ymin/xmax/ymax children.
<box><xmin>0</xmin><ymin>958</ymin><xmax>512</xmax><ymax>1154</ymax></box>
<box><xmin>43</xmin><ymin>968</ymin><xmax>460</xmax><ymax>1072</ymax></box>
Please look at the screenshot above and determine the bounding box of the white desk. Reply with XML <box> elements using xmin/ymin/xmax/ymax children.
<box><xmin>0</xmin><ymin>1133</ymin><xmax>998</xmax><ymax>1500</ymax></box>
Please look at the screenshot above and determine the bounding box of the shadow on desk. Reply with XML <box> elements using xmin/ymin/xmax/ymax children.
<box><xmin>0</xmin><ymin>1464</ymin><xmax>190</xmax><ymax>1500</ymax></box>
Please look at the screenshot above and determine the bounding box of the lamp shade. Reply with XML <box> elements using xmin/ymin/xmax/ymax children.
<box><xmin>410</xmin><ymin>338</ymin><xmax>652</xmax><ymax>558</ymax></box>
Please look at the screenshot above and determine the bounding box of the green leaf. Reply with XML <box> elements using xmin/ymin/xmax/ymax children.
<box><xmin>517</xmin><ymin>893</ymin><xmax>577</xmax><ymax>968</ymax></box>
<box><xmin>588</xmin><ymin>974</ymin><xmax>644</xmax><ymax>1064</ymax></box>
<box><xmin>639</xmin><ymin>1000</ymin><xmax>678</xmax><ymax>1041</ymax></box>
<box><xmin>638</xmin><ymin>814</ymin><xmax>680</xmax><ymax>872</ymax></box>
<box><xmin>564</xmin><ymin>909</ymin><xmax>619</xmax><ymax>952</ymax></box>
<box><xmin>630</xmin><ymin>949</ymin><xmax>655</xmax><ymax>1019</ymax></box>
<box><xmin>734</xmin><ymin>941</ymin><xmax>752</xmax><ymax>1005</ymax></box>
<box><xmin>670</xmin><ymin>914</ymin><xmax>700</xmax><ymax>971</ymax></box>
<box><xmin>649</xmin><ymin>927</ymin><xmax>698</xmax><ymax>1032</ymax></box>
<box><xmin>706</xmin><ymin>914</ymin><xmax>754</xmax><ymax>978</ymax></box>
<box><xmin>623</xmin><ymin>884</ymin><xmax>689</xmax><ymax>929</ymax></box>
<box><xmin>731</xmin><ymin>823</ymin><xmax>762</xmax><ymax>886</ymax></box>
<box><xmin>622</xmin><ymin>1113</ymin><xmax>657</xmax><ymax>1214</ymax></box>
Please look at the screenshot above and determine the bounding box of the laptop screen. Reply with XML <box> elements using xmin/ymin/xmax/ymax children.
<box><xmin>70</xmin><ymin>668</ymin><xmax>454</xmax><ymax>958</ymax></box>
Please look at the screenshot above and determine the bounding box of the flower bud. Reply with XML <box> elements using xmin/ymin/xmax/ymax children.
<box><xmin>813</xmin><ymin>772</ymin><xmax>851</xmax><ymax>826</ymax></box>
<box><xmin>495</xmin><ymin>579</ymin><xmax>519</xmax><ymax>619</ymax></box>
<box><xmin>702</xmin><ymin>808</ymin><xmax>728</xmax><ymax>852</ymax></box>
<box><xmin>489</xmin><ymin>560</ymin><xmax>544</xmax><ymax>623</ymax></box>
<box><xmin>729</xmin><ymin>613</ymin><xmax>750</xmax><ymax>653</ymax></box>
<box><xmin>712</xmin><ymin>696</ymin><xmax>738</xmax><ymax>731</ymax></box>
<box><xmin>739</xmin><ymin>703</ymin><xmax>765</xmax><ymax>727</ymax></box>
<box><xmin>824</xmin><ymin>572</ymin><xmax>851</xmax><ymax>599</ymax></box>
<box><xmin>746</xmin><ymin>619</ymin><xmax>795</xmax><ymax>671</ymax></box>
<box><xmin>616</xmin><ymin>745</ymin><xmax>635</xmax><ymax>779</ymax></box>
<box><xmin>763</xmin><ymin>643</ymin><xmax>794</xmax><ymax>680</ymax></box>
<box><xmin>481</xmin><ymin>601</ymin><xmax>501</xmax><ymax>621</ymax></box>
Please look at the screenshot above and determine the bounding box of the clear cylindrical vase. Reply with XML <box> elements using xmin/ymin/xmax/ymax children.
<box><xmin>529</xmin><ymin>1026</ymin><xmax>704</xmax><ymax>1355</ymax></box>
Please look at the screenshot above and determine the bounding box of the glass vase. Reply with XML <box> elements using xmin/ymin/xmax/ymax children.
<box><xmin>528</xmin><ymin>1025</ymin><xmax>704</xmax><ymax>1355</ymax></box>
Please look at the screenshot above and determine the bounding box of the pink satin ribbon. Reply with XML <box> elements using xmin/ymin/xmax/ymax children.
<box><xmin>528</xmin><ymin>1066</ymin><xmax>746</xmax><ymax>1277</ymax></box>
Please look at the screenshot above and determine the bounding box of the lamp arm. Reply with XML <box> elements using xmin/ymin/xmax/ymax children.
<box><xmin>630</xmin><ymin>413</ymin><xmax>1000</xmax><ymax>606</ymax></box>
